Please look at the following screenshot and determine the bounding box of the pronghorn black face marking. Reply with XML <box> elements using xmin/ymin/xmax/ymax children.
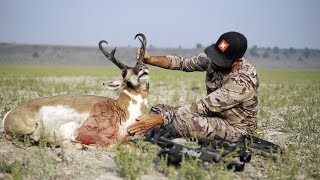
<box><xmin>121</xmin><ymin>64</ymin><xmax>149</xmax><ymax>89</ymax></box>
<box><xmin>102</xmin><ymin>33</ymin><xmax>149</xmax><ymax>91</ymax></box>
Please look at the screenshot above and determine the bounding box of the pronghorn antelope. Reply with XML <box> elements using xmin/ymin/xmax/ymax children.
<box><xmin>2</xmin><ymin>33</ymin><xmax>150</xmax><ymax>147</ymax></box>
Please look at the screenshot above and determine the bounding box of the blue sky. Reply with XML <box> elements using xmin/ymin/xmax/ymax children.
<box><xmin>0</xmin><ymin>0</ymin><xmax>319</xmax><ymax>49</ymax></box>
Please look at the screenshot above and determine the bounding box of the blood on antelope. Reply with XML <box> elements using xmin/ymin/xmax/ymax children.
<box><xmin>2</xmin><ymin>33</ymin><xmax>150</xmax><ymax>147</ymax></box>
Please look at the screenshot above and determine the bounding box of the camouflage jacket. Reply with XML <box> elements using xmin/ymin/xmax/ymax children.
<box><xmin>162</xmin><ymin>53</ymin><xmax>259</xmax><ymax>131</ymax></box>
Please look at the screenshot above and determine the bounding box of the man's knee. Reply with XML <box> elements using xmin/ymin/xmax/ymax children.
<box><xmin>171</xmin><ymin>112</ymin><xmax>210</xmax><ymax>139</ymax></box>
<box><xmin>171</xmin><ymin>113</ymin><xmax>245</xmax><ymax>143</ymax></box>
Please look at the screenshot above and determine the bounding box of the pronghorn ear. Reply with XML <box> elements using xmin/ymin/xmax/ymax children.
<box><xmin>103</xmin><ymin>80</ymin><xmax>124</xmax><ymax>91</ymax></box>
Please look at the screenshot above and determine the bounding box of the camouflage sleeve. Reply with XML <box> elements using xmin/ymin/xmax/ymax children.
<box><xmin>162</xmin><ymin>73</ymin><xmax>256</xmax><ymax>124</ymax></box>
<box><xmin>166</xmin><ymin>52</ymin><xmax>210</xmax><ymax>72</ymax></box>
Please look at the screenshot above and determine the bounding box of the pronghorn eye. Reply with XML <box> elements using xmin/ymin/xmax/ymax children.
<box><xmin>138</xmin><ymin>65</ymin><xmax>144</xmax><ymax>72</ymax></box>
<box><xmin>134</xmin><ymin>64</ymin><xmax>146</xmax><ymax>73</ymax></box>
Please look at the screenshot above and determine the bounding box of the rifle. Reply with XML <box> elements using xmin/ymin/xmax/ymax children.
<box><xmin>146</xmin><ymin>134</ymin><xmax>281</xmax><ymax>172</ymax></box>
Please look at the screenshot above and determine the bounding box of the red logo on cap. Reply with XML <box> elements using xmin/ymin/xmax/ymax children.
<box><xmin>218</xmin><ymin>39</ymin><xmax>229</xmax><ymax>52</ymax></box>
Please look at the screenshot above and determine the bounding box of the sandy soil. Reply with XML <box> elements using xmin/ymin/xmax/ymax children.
<box><xmin>0</xmin><ymin>117</ymin><xmax>285</xmax><ymax>180</ymax></box>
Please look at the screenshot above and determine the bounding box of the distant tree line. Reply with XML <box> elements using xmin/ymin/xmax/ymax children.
<box><xmin>247</xmin><ymin>45</ymin><xmax>316</xmax><ymax>61</ymax></box>
<box><xmin>193</xmin><ymin>43</ymin><xmax>315</xmax><ymax>61</ymax></box>
<box><xmin>32</xmin><ymin>51</ymin><xmax>39</xmax><ymax>58</ymax></box>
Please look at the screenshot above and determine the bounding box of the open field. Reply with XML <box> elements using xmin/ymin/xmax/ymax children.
<box><xmin>0</xmin><ymin>66</ymin><xmax>320</xmax><ymax>179</ymax></box>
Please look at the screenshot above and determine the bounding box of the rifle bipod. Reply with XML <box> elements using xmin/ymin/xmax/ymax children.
<box><xmin>226</xmin><ymin>150</ymin><xmax>252</xmax><ymax>172</ymax></box>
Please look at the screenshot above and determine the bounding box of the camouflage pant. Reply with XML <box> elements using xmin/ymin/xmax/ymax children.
<box><xmin>151</xmin><ymin>104</ymin><xmax>246</xmax><ymax>143</ymax></box>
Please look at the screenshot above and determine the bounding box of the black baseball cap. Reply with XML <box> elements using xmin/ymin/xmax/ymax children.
<box><xmin>204</xmin><ymin>31</ymin><xmax>247</xmax><ymax>68</ymax></box>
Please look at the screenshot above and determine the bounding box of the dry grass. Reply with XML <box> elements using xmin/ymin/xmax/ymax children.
<box><xmin>0</xmin><ymin>66</ymin><xmax>319</xmax><ymax>179</ymax></box>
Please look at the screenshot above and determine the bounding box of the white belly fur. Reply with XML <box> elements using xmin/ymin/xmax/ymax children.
<box><xmin>32</xmin><ymin>105</ymin><xmax>89</xmax><ymax>142</ymax></box>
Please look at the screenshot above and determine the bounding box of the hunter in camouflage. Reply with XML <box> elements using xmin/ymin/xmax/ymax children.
<box><xmin>128</xmin><ymin>32</ymin><xmax>259</xmax><ymax>143</ymax></box>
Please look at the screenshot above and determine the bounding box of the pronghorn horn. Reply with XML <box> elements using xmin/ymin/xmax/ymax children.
<box><xmin>134</xmin><ymin>33</ymin><xmax>147</xmax><ymax>64</ymax></box>
<box><xmin>99</xmin><ymin>40</ymin><xmax>128</xmax><ymax>70</ymax></box>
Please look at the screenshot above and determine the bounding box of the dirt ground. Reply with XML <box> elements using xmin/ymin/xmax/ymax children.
<box><xmin>0</xmin><ymin>117</ymin><xmax>290</xmax><ymax>180</ymax></box>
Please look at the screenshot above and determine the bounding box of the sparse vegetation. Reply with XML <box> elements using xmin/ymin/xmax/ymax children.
<box><xmin>273</xmin><ymin>46</ymin><xmax>280</xmax><ymax>54</ymax></box>
<box><xmin>249</xmin><ymin>45</ymin><xmax>259</xmax><ymax>57</ymax></box>
<box><xmin>263</xmin><ymin>51</ymin><xmax>270</xmax><ymax>58</ymax></box>
<box><xmin>32</xmin><ymin>51</ymin><xmax>39</xmax><ymax>58</ymax></box>
<box><xmin>0</xmin><ymin>160</ymin><xmax>23</xmax><ymax>180</ymax></box>
<box><xmin>196</xmin><ymin>43</ymin><xmax>203</xmax><ymax>49</ymax></box>
<box><xmin>114</xmin><ymin>138</ymin><xmax>160</xmax><ymax>179</ymax></box>
<box><xmin>303</xmin><ymin>47</ymin><xmax>311</xmax><ymax>59</ymax></box>
<box><xmin>0</xmin><ymin>66</ymin><xmax>319</xmax><ymax>179</ymax></box>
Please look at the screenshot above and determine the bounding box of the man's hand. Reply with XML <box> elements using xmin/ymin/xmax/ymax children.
<box><xmin>136</xmin><ymin>48</ymin><xmax>151</xmax><ymax>63</ymax></box>
<box><xmin>127</xmin><ymin>114</ymin><xmax>163</xmax><ymax>135</ymax></box>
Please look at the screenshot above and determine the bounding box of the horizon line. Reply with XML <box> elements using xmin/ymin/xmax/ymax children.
<box><xmin>0</xmin><ymin>41</ymin><xmax>319</xmax><ymax>51</ymax></box>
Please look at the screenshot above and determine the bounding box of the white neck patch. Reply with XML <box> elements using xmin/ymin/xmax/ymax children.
<box><xmin>118</xmin><ymin>90</ymin><xmax>147</xmax><ymax>137</ymax></box>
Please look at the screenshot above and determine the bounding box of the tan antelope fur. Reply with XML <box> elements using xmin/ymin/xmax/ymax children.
<box><xmin>2</xmin><ymin>33</ymin><xmax>149</xmax><ymax>147</ymax></box>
